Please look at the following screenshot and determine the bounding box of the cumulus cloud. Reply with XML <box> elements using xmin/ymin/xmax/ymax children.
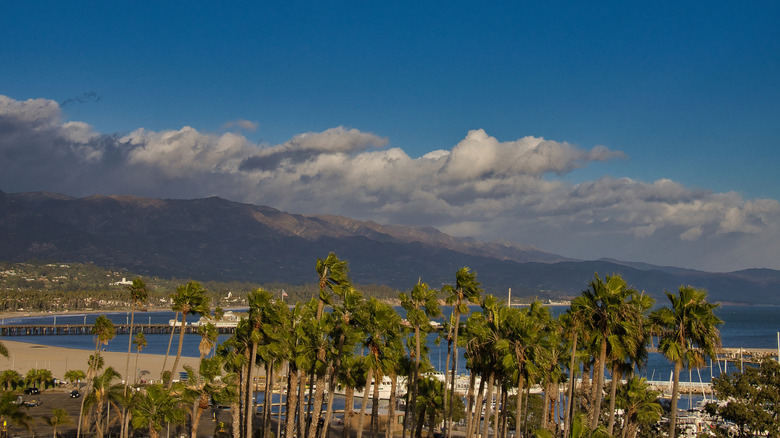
<box><xmin>1</xmin><ymin>95</ymin><xmax>778</xmax><ymax>271</ymax></box>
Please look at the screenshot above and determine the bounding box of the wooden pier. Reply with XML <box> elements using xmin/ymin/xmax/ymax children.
<box><xmin>0</xmin><ymin>323</ymin><xmax>237</xmax><ymax>336</ymax></box>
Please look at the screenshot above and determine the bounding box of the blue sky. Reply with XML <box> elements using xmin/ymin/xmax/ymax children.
<box><xmin>1</xmin><ymin>1</ymin><xmax>779</xmax><ymax>271</ymax></box>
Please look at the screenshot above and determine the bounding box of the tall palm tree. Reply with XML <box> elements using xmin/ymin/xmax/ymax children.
<box><xmin>84</xmin><ymin>366</ymin><xmax>121</xmax><ymax>438</ymax></box>
<box><xmin>577</xmin><ymin>274</ymin><xmax>639</xmax><ymax>428</ymax></box>
<box><xmin>78</xmin><ymin>315</ymin><xmax>115</xmax><ymax>438</ymax></box>
<box><xmin>122</xmin><ymin>278</ymin><xmax>148</xmax><ymax>438</ymax></box>
<box><xmin>399</xmin><ymin>280</ymin><xmax>441</xmax><ymax>438</ymax></box>
<box><xmin>307</xmin><ymin>252</ymin><xmax>350</xmax><ymax>438</ymax></box>
<box><xmin>441</xmin><ymin>267</ymin><xmax>482</xmax><ymax>438</ymax></box>
<box><xmin>605</xmin><ymin>292</ymin><xmax>653</xmax><ymax>436</ymax></box>
<box><xmin>132</xmin><ymin>332</ymin><xmax>147</xmax><ymax>385</ymax></box>
<box><xmin>124</xmin><ymin>278</ymin><xmax>148</xmax><ymax>390</ymax></box>
<box><xmin>322</xmin><ymin>286</ymin><xmax>364</xmax><ymax>438</ymax></box>
<box><xmin>168</xmin><ymin>281</ymin><xmax>210</xmax><ymax>389</ymax></box>
<box><xmin>496</xmin><ymin>301</ymin><xmax>548</xmax><ymax>436</ymax></box>
<box><xmin>183</xmin><ymin>357</ymin><xmax>225</xmax><ymax>438</ymax></box>
<box><xmin>650</xmin><ymin>286</ymin><xmax>722</xmax><ymax>438</ymax></box>
<box><xmin>243</xmin><ymin>288</ymin><xmax>274</xmax><ymax>438</ymax></box>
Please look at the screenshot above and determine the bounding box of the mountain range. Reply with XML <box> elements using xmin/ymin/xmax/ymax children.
<box><xmin>1</xmin><ymin>190</ymin><xmax>778</xmax><ymax>304</ymax></box>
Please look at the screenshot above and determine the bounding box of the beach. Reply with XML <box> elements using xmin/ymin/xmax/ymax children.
<box><xmin>1</xmin><ymin>339</ymin><xmax>201</xmax><ymax>383</ymax></box>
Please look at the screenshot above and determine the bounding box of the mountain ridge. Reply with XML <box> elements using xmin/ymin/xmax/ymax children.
<box><xmin>1</xmin><ymin>190</ymin><xmax>778</xmax><ymax>304</ymax></box>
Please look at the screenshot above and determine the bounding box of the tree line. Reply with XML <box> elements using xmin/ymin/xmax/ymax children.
<box><xmin>0</xmin><ymin>252</ymin><xmax>730</xmax><ymax>438</ymax></box>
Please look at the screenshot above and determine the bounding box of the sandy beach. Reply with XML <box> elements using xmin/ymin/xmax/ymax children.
<box><xmin>1</xmin><ymin>339</ymin><xmax>201</xmax><ymax>383</ymax></box>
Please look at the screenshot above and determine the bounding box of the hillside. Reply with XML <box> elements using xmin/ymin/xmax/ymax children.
<box><xmin>1</xmin><ymin>190</ymin><xmax>779</xmax><ymax>304</ymax></box>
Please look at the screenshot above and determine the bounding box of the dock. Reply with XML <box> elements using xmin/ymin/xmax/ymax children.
<box><xmin>0</xmin><ymin>323</ymin><xmax>237</xmax><ymax>336</ymax></box>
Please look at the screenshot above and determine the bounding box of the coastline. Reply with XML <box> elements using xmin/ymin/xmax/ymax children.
<box><xmin>1</xmin><ymin>339</ymin><xmax>201</xmax><ymax>383</ymax></box>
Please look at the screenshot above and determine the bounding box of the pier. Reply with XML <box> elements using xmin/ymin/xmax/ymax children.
<box><xmin>0</xmin><ymin>323</ymin><xmax>237</xmax><ymax>336</ymax></box>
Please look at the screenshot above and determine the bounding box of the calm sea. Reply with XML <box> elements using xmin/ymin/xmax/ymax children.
<box><xmin>3</xmin><ymin>305</ymin><xmax>779</xmax><ymax>384</ymax></box>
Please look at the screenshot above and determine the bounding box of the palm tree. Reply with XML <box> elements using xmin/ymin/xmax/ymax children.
<box><xmin>415</xmin><ymin>375</ymin><xmax>445</xmax><ymax>438</ymax></box>
<box><xmin>650</xmin><ymin>286</ymin><xmax>722</xmax><ymax>438</ymax></box>
<box><xmin>400</xmin><ymin>280</ymin><xmax>441</xmax><ymax>437</ymax></box>
<box><xmin>43</xmin><ymin>408</ymin><xmax>72</xmax><ymax>438</ymax></box>
<box><xmin>216</xmin><ymin>330</ymin><xmax>248</xmax><ymax>438</ymax></box>
<box><xmin>577</xmin><ymin>274</ymin><xmax>640</xmax><ymax>428</ymax></box>
<box><xmin>496</xmin><ymin>301</ymin><xmax>548</xmax><ymax>436</ymax></box>
<box><xmin>243</xmin><ymin>288</ymin><xmax>274</xmax><ymax>438</ymax></box>
<box><xmin>64</xmin><ymin>370</ymin><xmax>86</xmax><ymax>390</ymax></box>
<box><xmin>0</xmin><ymin>370</ymin><xmax>21</xmax><ymax>391</ymax></box>
<box><xmin>605</xmin><ymin>292</ymin><xmax>653</xmax><ymax>435</ymax></box>
<box><xmin>183</xmin><ymin>357</ymin><xmax>225</xmax><ymax>438</ymax></box>
<box><xmin>613</xmin><ymin>377</ymin><xmax>661</xmax><ymax>438</ymax></box>
<box><xmin>168</xmin><ymin>281</ymin><xmax>210</xmax><ymax>389</ymax></box>
<box><xmin>124</xmin><ymin>278</ymin><xmax>148</xmax><ymax>391</ymax></box>
<box><xmin>131</xmin><ymin>384</ymin><xmax>186</xmax><ymax>438</ymax></box>
<box><xmin>308</xmin><ymin>252</ymin><xmax>350</xmax><ymax>438</ymax></box>
<box><xmin>84</xmin><ymin>366</ymin><xmax>121</xmax><ymax>438</ymax></box>
<box><xmin>441</xmin><ymin>267</ymin><xmax>482</xmax><ymax>438</ymax></box>
<box><xmin>78</xmin><ymin>315</ymin><xmax>115</xmax><ymax>438</ymax></box>
<box><xmin>133</xmin><ymin>332</ymin><xmax>147</xmax><ymax>385</ymax></box>
<box><xmin>322</xmin><ymin>286</ymin><xmax>364</xmax><ymax>438</ymax></box>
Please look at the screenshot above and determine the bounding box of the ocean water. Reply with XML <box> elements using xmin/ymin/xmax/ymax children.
<box><xmin>2</xmin><ymin>305</ymin><xmax>779</xmax><ymax>384</ymax></box>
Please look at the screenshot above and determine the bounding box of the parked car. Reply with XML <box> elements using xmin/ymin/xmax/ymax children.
<box><xmin>22</xmin><ymin>399</ymin><xmax>41</xmax><ymax>407</ymax></box>
<box><xmin>69</xmin><ymin>390</ymin><xmax>81</xmax><ymax>398</ymax></box>
<box><xmin>23</xmin><ymin>387</ymin><xmax>39</xmax><ymax>395</ymax></box>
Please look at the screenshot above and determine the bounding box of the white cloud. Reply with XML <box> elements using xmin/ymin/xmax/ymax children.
<box><xmin>1</xmin><ymin>95</ymin><xmax>778</xmax><ymax>271</ymax></box>
<box><xmin>221</xmin><ymin>119</ymin><xmax>259</xmax><ymax>132</ymax></box>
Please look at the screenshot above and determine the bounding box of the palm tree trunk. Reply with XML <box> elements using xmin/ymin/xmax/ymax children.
<box><xmin>263</xmin><ymin>362</ymin><xmax>274</xmax><ymax>438</ymax></box>
<box><xmin>564</xmin><ymin>331</ymin><xmax>577</xmax><ymax>436</ymax></box>
<box><xmin>298</xmin><ymin>369</ymin><xmax>308</xmax><ymax>437</ymax></box>
<box><xmin>238</xmin><ymin>359</ymin><xmax>248</xmax><ymax>438</ymax></box>
<box><xmin>492</xmin><ymin>384</ymin><xmax>501</xmax><ymax>438</ymax></box>
<box><xmin>447</xmin><ymin>308</ymin><xmax>461</xmax><ymax>438</ymax></box>
<box><xmin>324</xmin><ymin>331</ymin><xmax>348</xmax><ymax>438</ymax></box>
<box><xmin>464</xmin><ymin>372</ymin><xmax>476</xmax><ymax>438</ymax></box>
<box><xmin>386</xmin><ymin>373</ymin><xmax>398</xmax><ymax>438</ymax></box>
<box><xmin>406</xmin><ymin>326</ymin><xmax>421</xmax><ymax>438</ymax></box>
<box><xmin>342</xmin><ymin>385</ymin><xmax>356</xmax><ymax>438</ymax></box>
<box><xmin>285</xmin><ymin>367</ymin><xmax>299</xmax><ymax>438</ymax></box>
<box><xmin>481</xmin><ymin>373</ymin><xmax>494</xmax><ymax>438</ymax></box>
<box><xmin>468</xmin><ymin>374</ymin><xmax>485</xmax><ymax>438</ymax></box>
<box><xmin>245</xmin><ymin>342</ymin><xmax>258</xmax><ymax>438</ymax></box>
<box><xmin>590</xmin><ymin>339</ymin><xmax>607</xmax><ymax>429</ymax></box>
<box><xmin>231</xmin><ymin>399</ymin><xmax>241</xmax><ymax>438</ymax></box>
<box><xmin>308</xmin><ymin>372</ymin><xmax>327</xmax><ymax>438</ymax></box>
<box><xmin>168</xmin><ymin>312</ymin><xmax>189</xmax><ymax>389</ymax></box>
<box><xmin>371</xmin><ymin>372</ymin><xmax>382</xmax><ymax>438</ymax></box>
<box><xmin>191</xmin><ymin>394</ymin><xmax>207</xmax><ymax>438</ymax></box>
<box><xmin>356</xmin><ymin>368</ymin><xmax>373</xmax><ymax>438</ymax></box>
<box><xmin>123</xmin><ymin>305</ymin><xmax>136</xmax><ymax>438</ymax></box>
<box><xmin>77</xmin><ymin>337</ymin><xmax>102</xmax><ymax>438</ymax></box>
<box><xmin>415</xmin><ymin>405</ymin><xmax>426</xmax><ymax>438</ymax></box>
<box><xmin>669</xmin><ymin>360</ymin><xmax>682</xmax><ymax>438</ymax></box>
<box><xmin>161</xmin><ymin>311</ymin><xmax>179</xmax><ymax>381</ymax></box>
<box><xmin>443</xmin><ymin>318</ymin><xmax>454</xmax><ymax>438</ymax></box>
<box><xmin>607</xmin><ymin>364</ymin><xmax>621</xmax><ymax>436</ymax></box>
<box><xmin>513</xmin><ymin>367</ymin><xmax>524</xmax><ymax>438</ymax></box>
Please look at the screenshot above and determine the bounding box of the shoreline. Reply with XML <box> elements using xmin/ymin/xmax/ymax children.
<box><xmin>1</xmin><ymin>339</ymin><xmax>202</xmax><ymax>383</ymax></box>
